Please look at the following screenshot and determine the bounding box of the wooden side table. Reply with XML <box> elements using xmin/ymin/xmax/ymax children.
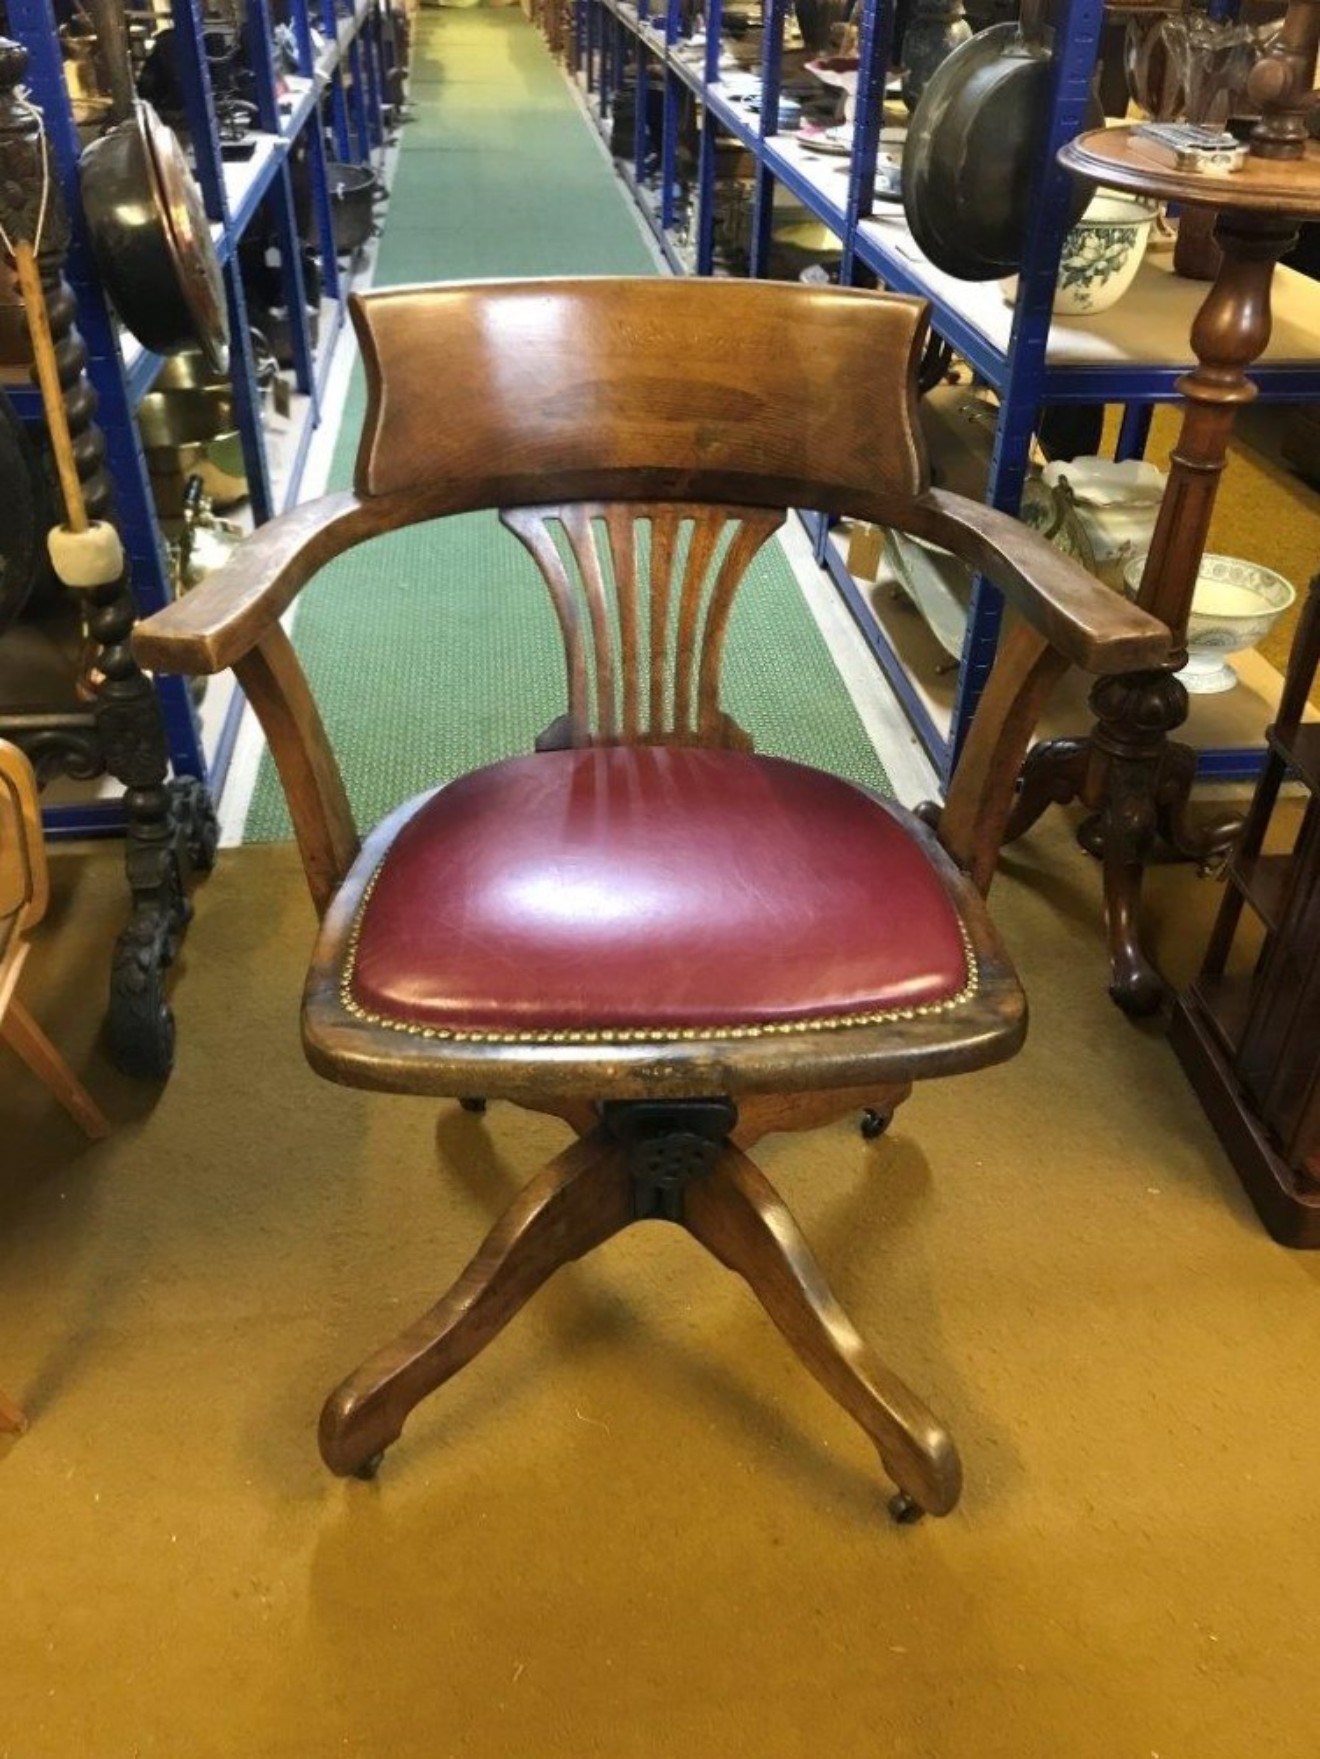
<box><xmin>1008</xmin><ymin>12</ymin><xmax>1320</xmax><ymax>1014</ymax></box>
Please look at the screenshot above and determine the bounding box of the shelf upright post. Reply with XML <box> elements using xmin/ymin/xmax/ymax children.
<box><xmin>245</xmin><ymin>0</ymin><xmax>317</xmax><ymax>405</ymax></box>
<box><xmin>324</xmin><ymin>0</ymin><xmax>356</xmax><ymax>162</ymax></box>
<box><xmin>293</xmin><ymin>0</ymin><xmax>342</xmax><ymax>308</ymax></box>
<box><xmin>613</xmin><ymin>9</ymin><xmax>629</xmax><ymax>119</ymax></box>
<box><xmin>171</xmin><ymin>0</ymin><xmax>275</xmax><ymax>525</ymax></box>
<box><xmin>694</xmin><ymin>0</ymin><xmax>725</xmax><ymax>275</ymax></box>
<box><xmin>600</xmin><ymin>1</ymin><xmax>614</xmax><ymax>110</ymax></box>
<box><xmin>346</xmin><ymin>27</ymin><xmax>375</xmax><ymax>162</ymax></box>
<box><xmin>357</xmin><ymin>7</ymin><xmax>385</xmax><ymax>153</ymax></box>
<box><xmin>633</xmin><ymin>0</ymin><xmax>651</xmax><ymax>184</ymax></box>
<box><xmin>601</xmin><ymin>0</ymin><xmax>614</xmax><ymax>100</ymax></box>
<box><xmin>840</xmin><ymin>0</ymin><xmax>897</xmax><ymax>289</ymax></box>
<box><xmin>803</xmin><ymin>0</ymin><xmax>898</xmax><ymax>564</ymax></box>
<box><xmin>1114</xmin><ymin>403</ymin><xmax>1153</xmax><ymax>462</ymax></box>
<box><xmin>661</xmin><ymin>0</ymin><xmax>683</xmax><ymax>228</ymax></box>
<box><xmin>944</xmin><ymin>0</ymin><xmax>1105</xmax><ymax>780</ymax></box>
<box><xmin>748</xmin><ymin>0</ymin><xmax>787</xmax><ymax>277</ymax></box>
<box><xmin>370</xmin><ymin>5</ymin><xmax>390</xmax><ymax>149</ymax></box>
<box><xmin>573</xmin><ymin>0</ymin><xmax>587</xmax><ymax>84</ymax></box>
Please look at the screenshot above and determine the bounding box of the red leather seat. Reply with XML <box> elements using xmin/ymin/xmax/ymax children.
<box><xmin>347</xmin><ymin>746</ymin><xmax>973</xmax><ymax>1039</ymax></box>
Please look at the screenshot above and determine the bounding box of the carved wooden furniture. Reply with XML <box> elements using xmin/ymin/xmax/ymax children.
<box><xmin>1171</xmin><ymin>570</ymin><xmax>1320</xmax><ymax>1246</ymax></box>
<box><xmin>0</xmin><ymin>35</ymin><xmax>217</xmax><ymax>1081</ymax></box>
<box><xmin>1007</xmin><ymin>0</ymin><xmax>1320</xmax><ymax>1016</ymax></box>
<box><xmin>133</xmin><ymin>277</ymin><xmax>1169</xmax><ymax>1519</ymax></box>
<box><xmin>0</xmin><ymin>737</ymin><xmax>109</xmax><ymax>1139</ymax></box>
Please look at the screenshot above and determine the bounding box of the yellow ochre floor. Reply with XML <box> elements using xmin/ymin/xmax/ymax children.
<box><xmin>3</xmin><ymin>818</ymin><xmax>1319</xmax><ymax>1758</ymax></box>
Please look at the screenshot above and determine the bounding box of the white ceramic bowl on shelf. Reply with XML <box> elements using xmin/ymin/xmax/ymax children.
<box><xmin>1123</xmin><ymin>551</ymin><xmax>1297</xmax><ymax>694</ymax></box>
<box><xmin>1002</xmin><ymin>192</ymin><xmax>1159</xmax><ymax>315</ymax></box>
<box><xmin>1055</xmin><ymin>192</ymin><xmax>1159</xmax><ymax>314</ymax></box>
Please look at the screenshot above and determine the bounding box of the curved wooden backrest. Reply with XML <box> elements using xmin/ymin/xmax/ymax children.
<box><xmin>349</xmin><ymin>278</ymin><xmax>931</xmax><ymax>519</ymax></box>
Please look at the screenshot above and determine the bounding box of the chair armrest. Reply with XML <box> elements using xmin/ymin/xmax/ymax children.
<box><xmin>130</xmin><ymin>492</ymin><xmax>383</xmax><ymax>915</ymax></box>
<box><xmin>905</xmin><ymin>488</ymin><xmax>1174</xmax><ymax>675</ymax></box>
<box><xmin>132</xmin><ymin>491</ymin><xmax>378</xmax><ymax>676</ymax></box>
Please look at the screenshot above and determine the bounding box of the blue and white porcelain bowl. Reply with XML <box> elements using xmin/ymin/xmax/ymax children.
<box><xmin>1124</xmin><ymin>551</ymin><xmax>1297</xmax><ymax>693</ymax></box>
<box><xmin>1001</xmin><ymin>192</ymin><xmax>1159</xmax><ymax>315</ymax></box>
<box><xmin>1055</xmin><ymin>192</ymin><xmax>1160</xmax><ymax>315</ymax></box>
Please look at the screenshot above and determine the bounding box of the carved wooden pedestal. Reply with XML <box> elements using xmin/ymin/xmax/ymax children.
<box><xmin>1009</xmin><ymin>120</ymin><xmax>1320</xmax><ymax>1015</ymax></box>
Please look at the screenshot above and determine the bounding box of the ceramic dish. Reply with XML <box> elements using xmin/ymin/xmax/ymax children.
<box><xmin>798</xmin><ymin>122</ymin><xmax>854</xmax><ymax>154</ymax></box>
<box><xmin>1123</xmin><ymin>551</ymin><xmax>1296</xmax><ymax>693</ymax></box>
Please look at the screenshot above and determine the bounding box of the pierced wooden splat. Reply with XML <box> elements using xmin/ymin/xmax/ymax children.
<box><xmin>500</xmin><ymin>502</ymin><xmax>784</xmax><ymax>749</ymax></box>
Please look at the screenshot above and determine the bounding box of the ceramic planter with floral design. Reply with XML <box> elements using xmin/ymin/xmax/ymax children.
<box><xmin>1055</xmin><ymin>192</ymin><xmax>1160</xmax><ymax>314</ymax></box>
<box><xmin>1001</xmin><ymin>192</ymin><xmax>1159</xmax><ymax>316</ymax></box>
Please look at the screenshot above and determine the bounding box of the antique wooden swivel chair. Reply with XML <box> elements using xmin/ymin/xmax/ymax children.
<box><xmin>134</xmin><ymin>279</ymin><xmax>1169</xmax><ymax>1519</ymax></box>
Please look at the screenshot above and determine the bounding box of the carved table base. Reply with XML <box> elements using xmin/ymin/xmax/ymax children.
<box><xmin>1007</xmin><ymin>669</ymin><xmax>1242</xmax><ymax>1014</ymax></box>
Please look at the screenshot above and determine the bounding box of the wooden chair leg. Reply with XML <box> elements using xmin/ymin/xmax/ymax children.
<box><xmin>0</xmin><ymin>1385</ymin><xmax>28</xmax><ymax>1436</ymax></box>
<box><xmin>1</xmin><ymin>1000</ymin><xmax>111</xmax><ymax>1140</ymax></box>
<box><xmin>319</xmin><ymin>1131</ymin><xmax>634</xmax><ymax>1477</ymax></box>
<box><xmin>682</xmin><ymin>1144</ymin><xmax>962</xmax><ymax>1518</ymax></box>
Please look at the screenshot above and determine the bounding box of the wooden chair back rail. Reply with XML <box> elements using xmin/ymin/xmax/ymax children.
<box><xmin>232</xmin><ymin>626</ymin><xmax>360</xmax><ymax>915</ymax></box>
<box><xmin>501</xmin><ymin>502</ymin><xmax>784</xmax><ymax>746</ymax></box>
<box><xmin>350</xmin><ymin>280</ymin><xmax>930</xmax><ymax>511</ymax></box>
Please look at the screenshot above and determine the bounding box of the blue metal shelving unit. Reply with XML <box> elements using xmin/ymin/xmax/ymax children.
<box><xmin>564</xmin><ymin>0</ymin><xmax>1320</xmax><ymax>786</ymax></box>
<box><xmin>5</xmin><ymin>0</ymin><xmax>386</xmax><ymax>834</ymax></box>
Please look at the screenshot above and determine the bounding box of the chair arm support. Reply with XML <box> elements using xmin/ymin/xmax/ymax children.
<box><xmin>132</xmin><ymin>491</ymin><xmax>387</xmax><ymax>677</ymax></box>
<box><xmin>937</xmin><ymin>623</ymin><xmax>1071</xmax><ymax>893</ymax></box>
<box><xmin>233</xmin><ymin>627</ymin><xmax>361</xmax><ymax>915</ymax></box>
<box><xmin>904</xmin><ymin>489</ymin><xmax>1174</xmax><ymax>675</ymax></box>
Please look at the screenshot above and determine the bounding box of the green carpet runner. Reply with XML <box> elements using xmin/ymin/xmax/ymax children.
<box><xmin>243</xmin><ymin>8</ymin><xmax>888</xmax><ymax>840</ymax></box>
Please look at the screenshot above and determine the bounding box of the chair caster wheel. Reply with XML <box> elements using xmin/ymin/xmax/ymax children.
<box><xmin>353</xmin><ymin>1451</ymin><xmax>385</xmax><ymax>1482</ymax></box>
<box><xmin>888</xmin><ymin>1491</ymin><xmax>925</xmax><ymax>1525</ymax></box>
<box><xmin>860</xmin><ymin>1108</ymin><xmax>890</xmax><ymax>1140</ymax></box>
<box><xmin>460</xmin><ymin>1097</ymin><xmax>488</xmax><ymax>1114</ymax></box>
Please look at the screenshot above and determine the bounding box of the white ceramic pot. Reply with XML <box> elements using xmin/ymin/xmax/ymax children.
<box><xmin>1055</xmin><ymin>193</ymin><xmax>1159</xmax><ymax>314</ymax></box>
<box><xmin>1042</xmin><ymin>456</ymin><xmax>1167</xmax><ymax>586</ymax></box>
<box><xmin>1004</xmin><ymin>193</ymin><xmax>1159</xmax><ymax>315</ymax></box>
<box><xmin>1124</xmin><ymin>551</ymin><xmax>1297</xmax><ymax>693</ymax></box>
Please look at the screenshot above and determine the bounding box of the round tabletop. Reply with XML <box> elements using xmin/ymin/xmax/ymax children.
<box><xmin>1059</xmin><ymin>127</ymin><xmax>1320</xmax><ymax>220</ymax></box>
